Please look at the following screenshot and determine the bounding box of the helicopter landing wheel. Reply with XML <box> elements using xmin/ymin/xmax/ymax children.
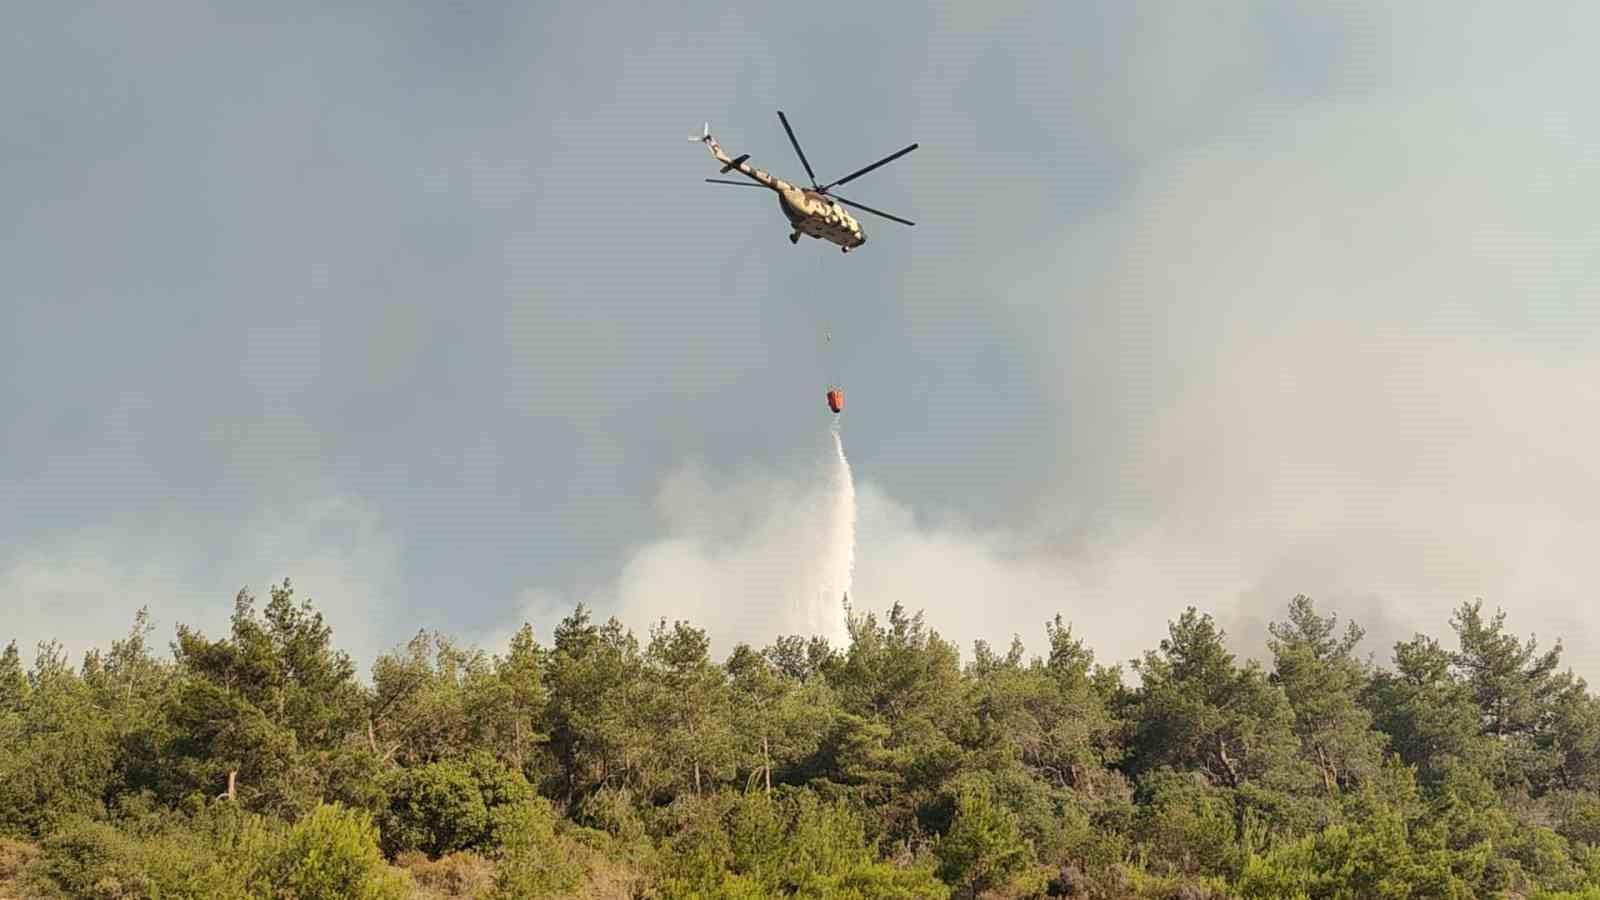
<box><xmin>841</xmin><ymin>246</ymin><xmax>849</xmax><ymax>253</ymax></box>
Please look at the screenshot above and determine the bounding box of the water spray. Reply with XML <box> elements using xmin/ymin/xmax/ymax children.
<box><xmin>812</xmin><ymin>418</ymin><xmax>856</xmax><ymax>644</ymax></box>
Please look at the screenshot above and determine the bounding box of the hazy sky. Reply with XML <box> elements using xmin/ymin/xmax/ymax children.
<box><xmin>6</xmin><ymin>2</ymin><xmax>1599</xmax><ymax>678</ymax></box>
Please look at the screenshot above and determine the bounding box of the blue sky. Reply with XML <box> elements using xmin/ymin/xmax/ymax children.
<box><xmin>6</xmin><ymin>1</ymin><xmax>1599</xmax><ymax>676</ymax></box>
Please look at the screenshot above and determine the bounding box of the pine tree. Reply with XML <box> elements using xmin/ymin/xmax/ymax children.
<box><xmin>642</xmin><ymin>620</ymin><xmax>735</xmax><ymax>799</ymax></box>
<box><xmin>1129</xmin><ymin>608</ymin><xmax>1299</xmax><ymax>790</ymax></box>
<box><xmin>1268</xmin><ymin>595</ymin><xmax>1386</xmax><ymax>793</ymax></box>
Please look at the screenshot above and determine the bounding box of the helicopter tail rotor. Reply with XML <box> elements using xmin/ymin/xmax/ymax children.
<box><xmin>688</xmin><ymin>122</ymin><xmax>711</xmax><ymax>142</ymax></box>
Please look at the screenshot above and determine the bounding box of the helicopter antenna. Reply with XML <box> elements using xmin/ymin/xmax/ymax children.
<box><xmin>777</xmin><ymin>111</ymin><xmax>821</xmax><ymax>189</ymax></box>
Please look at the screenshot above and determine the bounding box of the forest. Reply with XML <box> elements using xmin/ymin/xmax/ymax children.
<box><xmin>6</xmin><ymin>581</ymin><xmax>1600</xmax><ymax>899</ymax></box>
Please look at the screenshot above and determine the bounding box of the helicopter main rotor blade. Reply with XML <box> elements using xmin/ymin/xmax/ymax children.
<box><xmin>777</xmin><ymin>111</ymin><xmax>820</xmax><ymax>188</ymax></box>
<box><xmin>705</xmin><ymin>178</ymin><xmax>769</xmax><ymax>187</ymax></box>
<box><xmin>821</xmin><ymin>143</ymin><xmax>918</xmax><ymax>191</ymax></box>
<box><xmin>831</xmin><ymin>194</ymin><xmax>915</xmax><ymax>227</ymax></box>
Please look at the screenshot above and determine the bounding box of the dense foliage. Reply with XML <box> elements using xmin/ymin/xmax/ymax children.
<box><xmin>6</xmin><ymin>580</ymin><xmax>1600</xmax><ymax>898</ymax></box>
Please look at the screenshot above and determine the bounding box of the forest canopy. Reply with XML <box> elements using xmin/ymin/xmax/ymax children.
<box><xmin>5</xmin><ymin>580</ymin><xmax>1600</xmax><ymax>899</ymax></box>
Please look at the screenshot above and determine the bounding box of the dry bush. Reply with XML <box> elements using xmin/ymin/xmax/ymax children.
<box><xmin>395</xmin><ymin>850</ymin><xmax>496</xmax><ymax>899</ymax></box>
<box><xmin>565</xmin><ymin>854</ymin><xmax>650</xmax><ymax>900</ymax></box>
<box><xmin>0</xmin><ymin>838</ymin><xmax>40</xmax><ymax>899</ymax></box>
<box><xmin>0</xmin><ymin>838</ymin><xmax>39</xmax><ymax>881</ymax></box>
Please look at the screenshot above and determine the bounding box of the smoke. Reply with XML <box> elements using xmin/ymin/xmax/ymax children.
<box><xmin>589</xmin><ymin>421</ymin><xmax>854</xmax><ymax>651</ymax></box>
<box><xmin>3</xmin><ymin>492</ymin><xmax>407</xmax><ymax>669</ymax></box>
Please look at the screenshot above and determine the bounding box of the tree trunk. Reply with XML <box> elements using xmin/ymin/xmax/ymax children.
<box><xmin>1070</xmin><ymin>762</ymin><xmax>1096</xmax><ymax>799</ymax></box>
<box><xmin>763</xmin><ymin>735</ymin><xmax>772</xmax><ymax>796</ymax></box>
<box><xmin>1216</xmin><ymin>736</ymin><xmax>1240</xmax><ymax>788</ymax></box>
<box><xmin>694</xmin><ymin>759</ymin><xmax>702</xmax><ymax>797</ymax></box>
<box><xmin>216</xmin><ymin>769</ymin><xmax>237</xmax><ymax>802</ymax></box>
<box><xmin>1316</xmin><ymin>745</ymin><xmax>1336</xmax><ymax>796</ymax></box>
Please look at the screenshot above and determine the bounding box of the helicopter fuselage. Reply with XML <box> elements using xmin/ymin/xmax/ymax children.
<box><xmin>780</xmin><ymin>188</ymin><xmax>866</xmax><ymax>250</ymax></box>
<box><xmin>703</xmin><ymin>134</ymin><xmax>866</xmax><ymax>251</ymax></box>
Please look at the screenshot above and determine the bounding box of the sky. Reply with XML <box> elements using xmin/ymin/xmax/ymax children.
<box><xmin>5</xmin><ymin>1</ymin><xmax>1599</xmax><ymax>679</ymax></box>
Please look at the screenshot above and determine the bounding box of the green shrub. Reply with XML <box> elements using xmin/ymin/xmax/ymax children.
<box><xmin>257</xmin><ymin>803</ymin><xmax>411</xmax><ymax>900</ymax></box>
<box><xmin>381</xmin><ymin>752</ymin><xmax>535</xmax><ymax>857</ymax></box>
<box><xmin>17</xmin><ymin>803</ymin><xmax>413</xmax><ymax>900</ymax></box>
<box><xmin>20</xmin><ymin>819</ymin><xmax>150</xmax><ymax>899</ymax></box>
<box><xmin>824</xmin><ymin>862</ymin><xmax>953</xmax><ymax>899</ymax></box>
<box><xmin>487</xmin><ymin>797</ymin><xmax>581</xmax><ymax>899</ymax></box>
<box><xmin>1233</xmin><ymin>816</ymin><xmax>1477</xmax><ymax>900</ymax></box>
<box><xmin>381</xmin><ymin>762</ymin><xmax>488</xmax><ymax>858</ymax></box>
<box><xmin>1117</xmin><ymin>864</ymin><xmax>1234</xmax><ymax>900</ymax></box>
<box><xmin>934</xmin><ymin>783</ymin><xmax>1042</xmax><ymax>897</ymax></box>
<box><xmin>16</xmin><ymin>802</ymin><xmax>291</xmax><ymax>899</ymax></box>
<box><xmin>1132</xmin><ymin>770</ymin><xmax>1241</xmax><ymax>879</ymax></box>
<box><xmin>653</xmin><ymin>794</ymin><xmax>737</xmax><ymax>894</ymax></box>
<box><xmin>1553</xmin><ymin>791</ymin><xmax>1600</xmax><ymax>848</ymax></box>
<box><xmin>574</xmin><ymin>786</ymin><xmax>650</xmax><ymax>846</ymax></box>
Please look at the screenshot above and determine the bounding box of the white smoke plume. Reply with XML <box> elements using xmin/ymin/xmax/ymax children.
<box><xmin>594</xmin><ymin>422</ymin><xmax>854</xmax><ymax>651</ymax></box>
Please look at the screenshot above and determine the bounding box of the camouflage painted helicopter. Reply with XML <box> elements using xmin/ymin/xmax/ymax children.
<box><xmin>691</xmin><ymin>112</ymin><xmax>917</xmax><ymax>253</ymax></box>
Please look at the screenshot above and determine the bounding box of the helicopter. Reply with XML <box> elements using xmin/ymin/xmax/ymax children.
<box><xmin>691</xmin><ymin>111</ymin><xmax>917</xmax><ymax>253</ymax></box>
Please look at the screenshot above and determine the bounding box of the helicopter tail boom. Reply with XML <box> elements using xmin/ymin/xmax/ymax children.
<box><xmin>695</xmin><ymin>128</ymin><xmax>788</xmax><ymax>191</ymax></box>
